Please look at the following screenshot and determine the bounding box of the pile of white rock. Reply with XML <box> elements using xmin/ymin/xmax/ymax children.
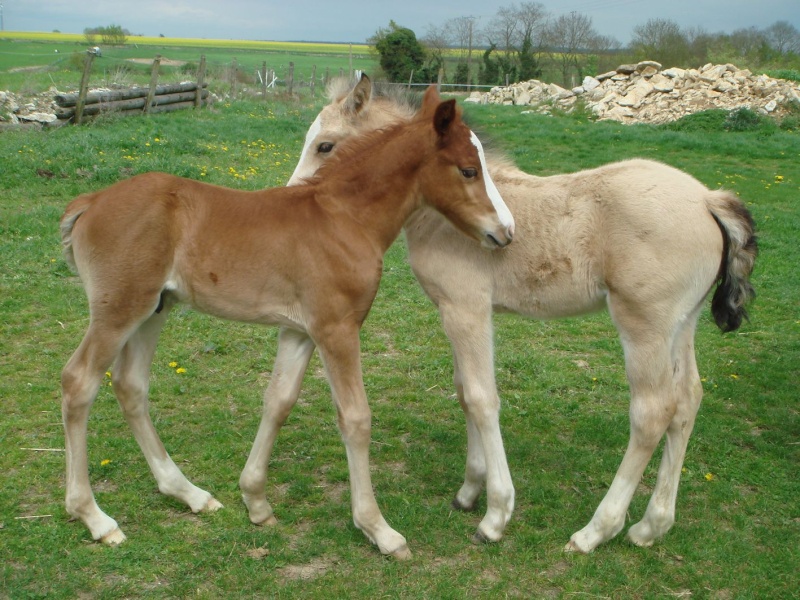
<box><xmin>469</xmin><ymin>61</ymin><xmax>800</xmax><ymax>124</ymax></box>
<box><xmin>0</xmin><ymin>89</ymin><xmax>59</xmax><ymax>126</ymax></box>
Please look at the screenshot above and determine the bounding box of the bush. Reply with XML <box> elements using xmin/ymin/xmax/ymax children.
<box><xmin>661</xmin><ymin>109</ymin><xmax>729</xmax><ymax>132</ymax></box>
<box><xmin>724</xmin><ymin>107</ymin><xmax>775</xmax><ymax>132</ymax></box>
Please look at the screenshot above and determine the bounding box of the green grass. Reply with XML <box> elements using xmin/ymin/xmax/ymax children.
<box><xmin>1</xmin><ymin>96</ymin><xmax>798</xmax><ymax>598</ymax></box>
<box><xmin>0</xmin><ymin>36</ymin><xmax>378</xmax><ymax>97</ymax></box>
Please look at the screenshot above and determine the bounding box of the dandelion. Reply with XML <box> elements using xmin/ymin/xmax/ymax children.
<box><xmin>168</xmin><ymin>361</ymin><xmax>178</xmax><ymax>368</ymax></box>
<box><xmin>775</xmin><ymin>175</ymin><xmax>784</xmax><ymax>183</ymax></box>
<box><xmin>704</xmin><ymin>473</ymin><xmax>714</xmax><ymax>481</ymax></box>
<box><xmin>176</xmin><ymin>367</ymin><xmax>187</xmax><ymax>374</ymax></box>
<box><xmin>100</xmin><ymin>459</ymin><xmax>111</xmax><ymax>466</ymax></box>
<box><xmin>730</xmin><ymin>373</ymin><xmax>739</xmax><ymax>380</ymax></box>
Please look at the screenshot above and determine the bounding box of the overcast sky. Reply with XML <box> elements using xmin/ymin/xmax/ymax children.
<box><xmin>4</xmin><ymin>0</ymin><xmax>799</xmax><ymax>45</ymax></box>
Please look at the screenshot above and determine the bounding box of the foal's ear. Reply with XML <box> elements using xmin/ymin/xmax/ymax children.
<box><xmin>433</xmin><ymin>99</ymin><xmax>458</xmax><ymax>137</ymax></box>
<box><xmin>344</xmin><ymin>73</ymin><xmax>372</xmax><ymax>115</ymax></box>
<box><xmin>420</xmin><ymin>84</ymin><xmax>442</xmax><ymax>117</ymax></box>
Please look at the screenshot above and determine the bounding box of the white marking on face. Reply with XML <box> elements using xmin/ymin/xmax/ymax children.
<box><xmin>287</xmin><ymin>114</ymin><xmax>322</xmax><ymax>186</ymax></box>
<box><xmin>470</xmin><ymin>131</ymin><xmax>515</xmax><ymax>231</ymax></box>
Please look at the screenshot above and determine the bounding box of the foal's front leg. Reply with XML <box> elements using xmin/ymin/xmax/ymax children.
<box><xmin>240</xmin><ymin>327</ymin><xmax>316</xmax><ymax>525</ymax></box>
<box><xmin>315</xmin><ymin>324</ymin><xmax>410</xmax><ymax>559</ymax></box>
<box><xmin>440</xmin><ymin>301</ymin><xmax>515</xmax><ymax>543</ymax></box>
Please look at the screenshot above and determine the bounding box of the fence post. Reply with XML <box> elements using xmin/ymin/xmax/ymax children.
<box><xmin>324</xmin><ymin>67</ymin><xmax>330</xmax><ymax>87</ymax></box>
<box><xmin>261</xmin><ymin>61</ymin><xmax>267</xmax><ymax>99</ymax></box>
<box><xmin>310</xmin><ymin>65</ymin><xmax>317</xmax><ymax>97</ymax></box>
<box><xmin>74</xmin><ymin>51</ymin><xmax>95</xmax><ymax>125</ymax></box>
<box><xmin>231</xmin><ymin>58</ymin><xmax>238</xmax><ymax>97</ymax></box>
<box><xmin>287</xmin><ymin>62</ymin><xmax>294</xmax><ymax>95</ymax></box>
<box><xmin>195</xmin><ymin>55</ymin><xmax>207</xmax><ymax>108</ymax></box>
<box><xmin>144</xmin><ymin>55</ymin><xmax>161</xmax><ymax>114</ymax></box>
<box><xmin>437</xmin><ymin>68</ymin><xmax>443</xmax><ymax>93</ymax></box>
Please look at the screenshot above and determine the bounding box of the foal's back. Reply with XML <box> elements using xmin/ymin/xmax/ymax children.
<box><xmin>407</xmin><ymin>158</ymin><xmax>723</xmax><ymax>319</ymax></box>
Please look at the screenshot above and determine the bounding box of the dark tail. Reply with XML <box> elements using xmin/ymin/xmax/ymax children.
<box><xmin>706</xmin><ymin>190</ymin><xmax>758</xmax><ymax>332</ymax></box>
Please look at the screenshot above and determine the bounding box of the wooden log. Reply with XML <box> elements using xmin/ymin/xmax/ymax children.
<box><xmin>144</xmin><ymin>55</ymin><xmax>162</xmax><ymax>114</ymax></box>
<box><xmin>61</xmin><ymin>100</ymin><xmax>203</xmax><ymax>122</ymax></box>
<box><xmin>55</xmin><ymin>82</ymin><xmax>205</xmax><ymax>107</ymax></box>
<box><xmin>56</xmin><ymin>90</ymin><xmax>208</xmax><ymax>119</ymax></box>
<box><xmin>195</xmin><ymin>55</ymin><xmax>207</xmax><ymax>108</ymax></box>
<box><xmin>74</xmin><ymin>51</ymin><xmax>95</xmax><ymax>125</ymax></box>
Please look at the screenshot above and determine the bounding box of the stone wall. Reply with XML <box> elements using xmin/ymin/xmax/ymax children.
<box><xmin>469</xmin><ymin>61</ymin><xmax>800</xmax><ymax>125</ymax></box>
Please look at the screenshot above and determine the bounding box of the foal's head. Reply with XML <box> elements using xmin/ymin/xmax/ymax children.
<box><xmin>412</xmin><ymin>86</ymin><xmax>514</xmax><ymax>248</ymax></box>
<box><xmin>290</xmin><ymin>76</ymin><xmax>514</xmax><ymax>249</ymax></box>
<box><xmin>288</xmin><ymin>75</ymin><xmax>417</xmax><ymax>186</ymax></box>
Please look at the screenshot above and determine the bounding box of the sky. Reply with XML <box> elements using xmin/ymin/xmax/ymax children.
<box><xmin>3</xmin><ymin>0</ymin><xmax>799</xmax><ymax>46</ymax></box>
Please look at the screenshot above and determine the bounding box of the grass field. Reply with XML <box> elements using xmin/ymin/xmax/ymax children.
<box><xmin>0</xmin><ymin>32</ymin><xmax>378</xmax><ymax>97</ymax></box>
<box><xmin>0</xmin><ymin>87</ymin><xmax>798</xmax><ymax>598</ymax></box>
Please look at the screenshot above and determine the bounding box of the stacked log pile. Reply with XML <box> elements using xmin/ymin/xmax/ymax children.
<box><xmin>54</xmin><ymin>82</ymin><xmax>209</xmax><ymax>121</ymax></box>
<box><xmin>470</xmin><ymin>61</ymin><xmax>800</xmax><ymax>124</ymax></box>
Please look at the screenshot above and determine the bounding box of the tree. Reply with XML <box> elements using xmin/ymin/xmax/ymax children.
<box><xmin>517</xmin><ymin>32</ymin><xmax>542</xmax><ymax>81</ymax></box>
<box><xmin>421</xmin><ymin>23</ymin><xmax>453</xmax><ymax>80</ymax></box>
<box><xmin>372</xmin><ymin>21</ymin><xmax>426</xmax><ymax>83</ymax></box>
<box><xmin>83</xmin><ymin>24</ymin><xmax>128</xmax><ymax>46</ymax></box>
<box><xmin>765</xmin><ymin>20</ymin><xmax>800</xmax><ymax>55</ymax></box>
<box><xmin>484</xmin><ymin>5</ymin><xmax>519</xmax><ymax>52</ymax></box>
<box><xmin>630</xmin><ymin>18</ymin><xmax>691</xmax><ymax>67</ymax></box>
<box><xmin>544</xmin><ymin>12</ymin><xmax>597</xmax><ymax>87</ymax></box>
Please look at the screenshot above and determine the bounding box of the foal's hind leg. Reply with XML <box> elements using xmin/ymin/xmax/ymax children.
<box><xmin>627</xmin><ymin>315</ymin><xmax>703</xmax><ymax>547</ymax></box>
<box><xmin>567</xmin><ymin>310</ymin><xmax>675</xmax><ymax>553</ymax></box>
<box><xmin>240</xmin><ymin>327</ymin><xmax>316</xmax><ymax>525</ymax></box>
<box><xmin>112</xmin><ymin>306</ymin><xmax>223</xmax><ymax>515</ymax></box>
<box><xmin>62</xmin><ymin>324</ymin><xmax>132</xmax><ymax>544</ymax></box>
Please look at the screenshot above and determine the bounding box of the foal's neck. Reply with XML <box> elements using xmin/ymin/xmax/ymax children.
<box><xmin>321</xmin><ymin>121</ymin><xmax>431</xmax><ymax>253</ymax></box>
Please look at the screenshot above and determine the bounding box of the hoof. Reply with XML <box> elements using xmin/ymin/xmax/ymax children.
<box><xmin>471</xmin><ymin>530</ymin><xmax>491</xmax><ymax>545</ymax></box>
<box><xmin>451</xmin><ymin>497</ymin><xmax>477</xmax><ymax>513</ymax></box>
<box><xmin>204</xmin><ymin>498</ymin><xmax>224</xmax><ymax>512</ymax></box>
<box><xmin>253</xmin><ymin>515</ymin><xmax>278</xmax><ymax>527</ymax></box>
<box><xmin>564</xmin><ymin>539</ymin><xmax>589</xmax><ymax>554</ymax></box>
<box><xmin>100</xmin><ymin>527</ymin><xmax>127</xmax><ymax>546</ymax></box>
<box><xmin>388</xmin><ymin>544</ymin><xmax>412</xmax><ymax>560</ymax></box>
<box><xmin>626</xmin><ymin>531</ymin><xmax>655</xmax><ymax>548</ymax></box>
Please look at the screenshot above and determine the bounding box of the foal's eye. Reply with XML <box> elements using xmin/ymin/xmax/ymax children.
<box><xmin>461</xmin><ymin>168</ymin><xmax>478</xmax><ymax>179</ymax></box>
<box><xmin>317</xmin><ymin>142</ymin><xmax>334</xmax><ymax>154</ymax></box>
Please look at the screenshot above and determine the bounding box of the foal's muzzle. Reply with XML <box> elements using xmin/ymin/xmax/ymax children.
<box><xmin>485</xmin><ymin>224</ymin><xmax>514</xmax><ymax>249</ymax></box>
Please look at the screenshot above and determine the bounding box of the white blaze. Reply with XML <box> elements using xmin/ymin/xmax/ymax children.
<box><xmin>470</xmin><ymin>131</ymin><xmax>515</xmax><ymax>232</ymax></box>
<box><xmin>287</xmin><ymin>114</ymin><xmax>322</xmax><ymax>186</ymax></box>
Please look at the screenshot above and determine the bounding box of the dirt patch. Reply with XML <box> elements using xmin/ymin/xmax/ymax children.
<box><xmin>127</xmin><ymin>58</ymin><xmax>187</xmax><ymax>67</ymax></box>
<box><xmin>278</xmin><ymin>556</ymin><xmax>337</xmax><ymax>581</ymax></box>
<box><xmin>8</xmin><ymin>65</ymin><xmax>48</xmax><ymax>73</ymax></box>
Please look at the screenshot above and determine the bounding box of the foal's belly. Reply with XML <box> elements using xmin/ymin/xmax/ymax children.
<box><xmin>493</xmin><ymin>278</ymin><xmax>608</xmax><ymax>320</ymax></box>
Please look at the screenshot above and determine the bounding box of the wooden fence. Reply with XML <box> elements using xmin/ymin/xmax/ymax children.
<box><xmin>56</xmin><ymin>53</ymin><xmax>209</xmax><ymax>124</ymax></box>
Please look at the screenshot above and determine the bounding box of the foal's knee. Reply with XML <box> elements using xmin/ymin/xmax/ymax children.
<box><xmin>630</xmin><ymin>398</ymin><xmax>675</xmax><ymax>448</ymax></box>
<box><xmin>61</xmin><ymin>363</ymin><xmax>100</xmax><ymax>416</ymax></box>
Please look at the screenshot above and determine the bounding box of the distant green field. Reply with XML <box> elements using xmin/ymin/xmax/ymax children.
<box><xmin>0</xmin><ymin>32</ymin><xmax>378</xmax><ymax>95</ymax></box>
